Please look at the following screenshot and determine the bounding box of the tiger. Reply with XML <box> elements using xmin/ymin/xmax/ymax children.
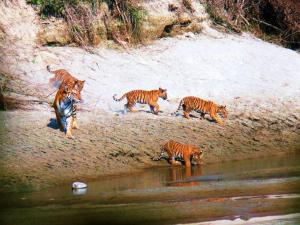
<box><xmin>113</xmin><ymin>88</ymin><xmax>168</xmax><ymax>114</ymax></box>
<box><xmin>174</xmin><ymin>96</ymin><xmax>228</xmax><ymax>125</ymax></box>
<box><xmin>47</xmin><ymin>65</ymin><xmax>85</xmax><ymax>91</ymax></box>
<box><xmin>152</xmin><ymin>140</ymin><xmax>203</xmax><ymax>167</ymax></box>
<box><xmin>53</xmin><ymin>80</ymin><xmax>83</xmax><ymax>139</ymax></box>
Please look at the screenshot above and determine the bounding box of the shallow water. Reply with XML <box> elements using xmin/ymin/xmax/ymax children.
<box><xmin>1</xmin><ymin>154</ymin><xmax>300</xmax><ymax>225</ymax></box>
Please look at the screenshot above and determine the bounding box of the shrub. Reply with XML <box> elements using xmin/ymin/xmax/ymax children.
<box><xmin>27</xmin><ymin>0</ymin><xmax>145</xmax><ymax>45</ymax></box>
<box><xmin>203</xmin><ymin>0</ymin><xmax>300</xmax><ymax>49</ymax></box>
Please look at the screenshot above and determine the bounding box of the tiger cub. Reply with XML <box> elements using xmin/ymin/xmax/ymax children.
<box><xmin>47</xmin><ymin>65</ymin><xmax>85</xmax><ymax>91</ymax></box>
<box><xmin>174</xmin><ymin>96</ymin><xmax>228</xmax><ymax>125</ymax></box>
<box><xmin>153</xmin><ymin>140</ymin><xmax>203</xmax><ymax>167</ymax></box>
<box><xmin>53</xmin><ymin>80</ymin><xmax>83</xmax><ymax>139</ymax></box>
<box><xmin>113</xmin><ymin>88</ymin><xmax>168</xmax><ymax>114</ymax></box>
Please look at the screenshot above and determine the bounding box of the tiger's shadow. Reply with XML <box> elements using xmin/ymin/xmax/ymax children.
<box><xmin>173</xmin><ymin>113</ymin><xmax>215</xmax><ymax>123</ymax></box>
<box><xmin>47</xmin><ymin>118</ymin><xmax>60</xmax><ymax>130</ymax></box>
<box><xmin>115</xmin><ymin>109</ymin><xmax>164</xmax><ymax>115</ymax></box>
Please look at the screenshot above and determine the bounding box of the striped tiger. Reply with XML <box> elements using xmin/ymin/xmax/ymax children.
<box><xmin>53</xmin><ymin>80</ymin><xmax>83</xmax><ymax>139</ymax></box>
<box><xmin>174</xmin><ymin>96</ymin><xmax>228</xmax><ymax>125</ymax></box>
<box><xmin>153</xmin><ymin>140</ymin><xmax>203</xmax><ymax>167</ymax></box>
<box><xmin>113</xmin><ymin>88</ymin><xmax>168</xmax><ymax>114</ymax></box>
<box><xmin>47</xmin><ymin>65</ymin><xmax>85</xmax><ymax>91</ymax></box>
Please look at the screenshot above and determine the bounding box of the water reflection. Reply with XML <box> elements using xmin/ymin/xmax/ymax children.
<box><xmin>1</xmin><ymin>154</ymin><xmax>300</xmax><ymax>225</ymax></box>
<box><xmin>168</xmin><ymin>166</ymin><xmax>202</xmax><ymax>187</ymax></box>
<box><xmin>72</xmin><ymin>188</ymin><xmax>87</xmax><ymax>195</ymax></box>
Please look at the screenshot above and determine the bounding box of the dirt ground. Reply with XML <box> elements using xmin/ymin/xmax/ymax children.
<box><xmin>0</xmin><ymin>100</ymin><xmax>299</xmax><ymax>192</ymax></box>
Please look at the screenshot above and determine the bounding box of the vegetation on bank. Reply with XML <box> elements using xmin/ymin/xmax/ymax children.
<box><xmin>27</xmin><ymin>0</ymin><xmax>300</xmax><ymax>50</ymax></box>
<box><xmin>27</xmin><ymin>0</ymin><xmax>145</xmax><ymax>46</ymax></box>
<box><xmin>203</xmin><ymin>0</ymin><xmax>300</xmax><ymax>50</ymax></box>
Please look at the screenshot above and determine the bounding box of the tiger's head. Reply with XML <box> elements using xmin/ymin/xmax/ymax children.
<box><xmin>218</xmin><ymin>105</ymin><xmax>228</xmax><ymax>118</ymax></box>
<box><xmin>63</xmin><ymin>81</ymin><xmax>83</xmax><ymax>103</ymax></box>
<box><xmin>191</xmin><ymin>146</ymin><xmax>204</xmax><ymax>164</ymax></box>
<box><xmin>75</xmin><ymin>79</ymin><xmax>85</xmax><ymax>92</ymax></box>
<box><xmin>158</xmin><ymin>87</ymin><xmax>168</xmax><ymax>100</ymax></box>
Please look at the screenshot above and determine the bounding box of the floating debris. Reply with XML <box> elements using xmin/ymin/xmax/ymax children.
<box><xmin>72</xmin><ymin>182</ymin><xmax>87</xmax><ymax>189</ymax></box>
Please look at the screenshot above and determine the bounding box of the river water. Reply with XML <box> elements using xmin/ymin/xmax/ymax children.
<box><xmin>1</xmin><ymin>154</ymin><xmax>300</xmax><ymax>225</ymax></box>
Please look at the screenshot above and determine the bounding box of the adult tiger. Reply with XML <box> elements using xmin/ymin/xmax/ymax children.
<box><xmin>53</xmin><ymin>80</ymin><xmax>83</xmax><ymax>139</ymax></box>
<box><xmin>153</xmin><ymin>140</ymin><xmax>203</xmax><ymax>167</ymax></box>
<box><xmin>174</xmin><ymin>96</ymin><xmax>228</xmax><ymax>125</ymax></box>
<box><xmin>113</xmin><ymin>88</ymin><xmax>168</xmax><ymax>114</ymax></box>
<box><xmin>47</xmin><ymin>65</ymin><xmax>85</xmax><ymax>91</ymax></box>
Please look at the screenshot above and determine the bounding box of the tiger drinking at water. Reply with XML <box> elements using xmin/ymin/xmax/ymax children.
<box><xmin>153</xmin><ymin>140</ymin><xmax>204</xmax><ymax>167</ymax></box>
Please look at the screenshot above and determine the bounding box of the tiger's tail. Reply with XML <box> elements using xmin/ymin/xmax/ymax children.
<box><xmin>152</xmin><ymin>146</ymin><xmax>165</xmax><ymax>161</ymax></box>
<box><xmin>46</xmin><ymin>65</ymin><xmax>54</xmax><ymax>73</ymax></box>
<box><xmin>113</xmin><ymin>94</ymin><xmax>126</xmax><ymax>102</ymax></box>
<box><xmin>172</xmin><ymin>99</ymin><xmax>183</xmax><ymax>115</ymax></box>
<box><xmin>46</xmin><ymin>65</ymin><xmax>62</xmax><ymax>90</ymax></box>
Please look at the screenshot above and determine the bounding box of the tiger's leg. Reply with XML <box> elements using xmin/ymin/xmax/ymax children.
<box><xmin>55</xmin><ymin>110</ymin><xmax>64</xmax><ymax>131</ymax></box>
<box><xmin>72</xmin><ymin>105</ymin><xmax>79</xmax><ymax>129</ymax></box>
<box><xmin>150</xmin><ymin>103</ymin><xmax>160</xmax><ymax>115</ymax></box>
<box><xmin>184</xmin><ymin>155</ymin><xmax>191</xmax><ymax>167</ymax></box>
<box><xmin>72</xmin><ymin>116</ymin><xmax>79</xmax><ymax>129</ymax></box>
<box><xmin>169</xmin><ymin>156</ymin><xmax>182</xmax><ymax>166</ymax></box>
<box><xmin>183</xmin><ymin>108</ymin><xmax>192</xmax><ymax>119</ymax></box>
<box><xmin>211</xmin><ymin>113</ymin><xmax>224</xmax><ymax>125</ymax></box>
<box><xmin>154</xmin><ymin>103</ymin><xmax>160</xmax><ymax>115</ymax></box>
<box><xmin>150</xmin><ymin>105</ymin><xmax>154</xmax><ymax>113</ymax></box>
<box><xmin>66</xmin><ymin>116</ymin><xmax>74</xmax><ymax>139</ymax></box>
<box><xmin>149</xmin><ymin>105</ymin><xmax>155</xmax><ymax>113</ymax></box>
<box><xmin>199</xmin><ymin>112</ymin><xmax>205</xmax><ymax>120</ymax></box>
<box><xmin>127</xmin><ymin>101</ymin><xmax>138</xmax><ymax>112</ymax></box>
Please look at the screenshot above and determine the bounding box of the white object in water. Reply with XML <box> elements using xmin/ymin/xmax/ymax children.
<box><xmin>72</xmin><ymin>182</ymin><xmax>87</xmax><ymax>189</ymax></box>
<box><xmin>72</xmin><ymin>188</ymin><xmax>87</xmax><ymax>195</ymax></box>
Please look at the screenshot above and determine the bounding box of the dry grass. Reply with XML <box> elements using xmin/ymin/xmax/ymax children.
<box><xmin>108</xmin><ymin>0</ymin><xmax>145</xmax><ymax>44</ymax></box>
<box><xmin>28</xmin><ymin>0</ymin><xmax>146</xmax><ymax>46</ymax></box>
<box><xmin>203</xmin><ymin>0</ymin><xmax>300</xmax><ymax>49</ymax></box>
<box><xmin>64</xmin><ymin>3</ymin><xmax>99</xmax><ymax>46</ymax></box>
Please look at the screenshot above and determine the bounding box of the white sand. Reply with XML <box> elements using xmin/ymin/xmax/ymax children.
<box><xmin>2</xmin><ymin>1</ymin><xmax>300</xmax><ymax>116</ymax></box>
<box><xmin>35</xmin><ymin>31</ymin><xmax>300</xmax><ymax>115</ymax></box>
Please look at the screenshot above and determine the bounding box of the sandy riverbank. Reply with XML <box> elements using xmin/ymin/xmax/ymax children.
<box><xmin>0</xmin><ymin>102</ymin><xmax>299</xmax><ymax>192</ymax></box>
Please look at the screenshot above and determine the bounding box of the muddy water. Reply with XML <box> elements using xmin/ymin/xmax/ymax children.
<box><xmin>1</xmin><ymin>154</ymin><xmax>300</xmax><ymax>225</ymax></box>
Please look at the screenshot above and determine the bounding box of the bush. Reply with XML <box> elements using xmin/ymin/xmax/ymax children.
<box><xmin>27</xmin><ymin>0</ymin><xmax>89</xmax><ymax>17</ymax></box>
<box><xmin>27</xmin><ymin>0</ymin><xmax>145</xmax><ymax>45</ymax></box>
<box><xmin>203</xmin><ymin>0</ymin><xmax>300</xmax><ymax>49</ymax></box>
<box><xmin>108</xmin><ymin>0</ymin><xmax>145</xmax><ymax>42</ymax></box>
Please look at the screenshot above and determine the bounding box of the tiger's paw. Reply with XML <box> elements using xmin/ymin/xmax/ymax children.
<box><xmin>66</xmin><ymin>133</ymin><xmax>74</xmax><ymax>139</ymax></box>
<box><xmin>171</xmin><ymin>161</ymin><xmax>182</xmax><ymax>166</ymax></box>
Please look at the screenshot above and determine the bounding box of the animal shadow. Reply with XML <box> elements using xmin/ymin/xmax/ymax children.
<box><xmin>47</xmin><ymin>118</ymin><xmax>60</xmax><ymax>130</ymax></box>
